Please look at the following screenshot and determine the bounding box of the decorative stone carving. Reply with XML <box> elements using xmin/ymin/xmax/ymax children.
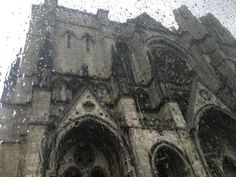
<box><xmin>81</xmin><ymin>64</ymin><xmax>89</xmax><ymax>76</ymax></box>
<box><xmin>197</xmin><ymin>108</ymin><xmax>236</xmax><ymax>177</ymax></box>
<box><xmin>151</xmin><ymin>47</ymin><xmax>193</xmax><ymax>85</ymax></box>
<box><xmin>133</xmin><ymin>88</ymin><xmax>152</xmax><ymax>110</ymax></box>
<box><xmin>56</xmin><ymin>119</ymin><xmax>132</xmax><ymax>177</ymax></box>
<box><xmin>140</xmin><ymin>114</ymin><xmax>175</xmax><ymax>131</ymax></box>
<box><xmin>199</xmin><ymin>89</ymin><xmax>211</xmax><ymax>101</ymax></box>
<box><xmin>82</xmin><ymin>101</ymin><xmax>95</xmax><ymax>112</ymax></box>
<box><xmin>62</xmin><ymin>166</ymin><xmax>82</xmax><ymax>177</ymax></box>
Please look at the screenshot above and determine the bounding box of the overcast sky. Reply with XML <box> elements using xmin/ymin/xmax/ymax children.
<box><xmin>0</xmin><ymin>0</ymin><xmax>235</xmax><ymax>95</ymax></box>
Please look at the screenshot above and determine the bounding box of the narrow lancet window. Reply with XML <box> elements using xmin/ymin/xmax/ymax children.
<box><xmin>67</xmin><ymin>32</ymin><xmax>71</xmax><ymax>49</ymax></box>
<box><xmin>83</xmin><ymin>33</ymin><xmax>93</xmax><ymax>52</ymax></box>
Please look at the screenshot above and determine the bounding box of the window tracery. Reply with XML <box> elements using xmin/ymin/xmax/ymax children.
<box><xmin>66</xmin><ymin>32</ymin><xmax>71</xmax><ymax>49</ymax></box>
<box><xmin>197</xmin><ymin>108</ymin><xmax>236</xmax><ymax>177</ymax></box>
<box><xmin>151</xmin><ymin>47</ymin><xmax>193</xmax><ymax>85</ymax></box>
<box><xmin>59</xmin><ymin>141</ymin><xmax>111</xmax><ymax>177</ymax></box>
<box><xmin>151</xmin><ymin>143</ymin><xmax>193</xmax><ymax>177</ymax></box>
<box><xmin>74</xmin><ymin>142</ymin><xmax>95</xmax><ymax>167</ymax></box>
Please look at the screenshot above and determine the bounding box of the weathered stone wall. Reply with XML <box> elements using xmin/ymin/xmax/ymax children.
<box><xmin>0</xmin><ymin>1</ymin><xmax>236</xmax><ymax>177</ymax></box>
<box><xmin>0</xmin><ymin>143</ymin><xmax>24</xmax><ymax>177</ymax></box>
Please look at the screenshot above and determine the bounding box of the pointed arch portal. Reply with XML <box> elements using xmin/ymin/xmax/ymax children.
<box><xmin>48</xmin><ymin>117</ymin><xmax>132</xmax><ymax>177</ymax></box>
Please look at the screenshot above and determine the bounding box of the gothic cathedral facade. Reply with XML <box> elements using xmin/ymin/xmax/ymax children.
<box><xmin>0</xmin><ymin>0</ymin><xmax>236</xmax><ymax>177</ymax></box>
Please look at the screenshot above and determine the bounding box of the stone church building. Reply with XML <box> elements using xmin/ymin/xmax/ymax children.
<box><xmin>0</xmin><ymin>0</ymin><xmax>236</xmax><ymax>176</ymax></box>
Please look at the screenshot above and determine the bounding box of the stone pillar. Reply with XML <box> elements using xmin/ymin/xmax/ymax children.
<box><xmin>165</xmin><ymin>102</ymin><xmax>208</xmax><ymax>177</ymax></box>
<box><xmin>23</xmin><ymin>89</ymin><xmax>51</xmax><ymax>177</ymax></box>
<box><xmin>116</xmin><ymin>97</ymin><xmax>141</xmax><ymax>128</ymax></box>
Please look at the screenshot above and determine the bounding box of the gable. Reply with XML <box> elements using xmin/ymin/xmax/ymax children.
<box><xmin>57</xmin><ymin>88</ymin><xmax>118</xmax><ymax>130</ymax></box>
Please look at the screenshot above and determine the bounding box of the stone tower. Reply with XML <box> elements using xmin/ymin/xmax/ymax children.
<box><xmin>0</xmin><ymin>0</ymin><xmax>236</xmax><ymax>177</ymax></box>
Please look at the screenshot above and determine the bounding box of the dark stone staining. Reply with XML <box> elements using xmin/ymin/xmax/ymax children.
<box><xmin>37</xmin><ymin>33</ymin><xmax>54</xmax><ymax>87</ymax></box>
<box><xmin>141</xmin><ymin>115</ymin><xmax>175</xmax><ymax>131</ymax></box>
<box><xmin>81</xmin><ymin>64</ymin><xmax>89</xmax><ymax>76</ymax></box>
<box><xmin>133</xmin><ymin>88</ymin><xmax>152</xmax><ymax>111</ymax></box>
<box><xmin>63</xmin><ymin>166</ymin><xmax>82</xmax><ymax>177</ymax></box>
<box><xmin>223</xmin><ymin>157</ymin><xmax>236</xmax><ymax>177</ymax></box>
<box><xmin>215</xmin><ymin>70</ymin><xmax>236</xmax><ymax>111</ymax></box>
<box><xmin>90</xmin><ymin>167</ymin><xmax>108</xmax><ymax>177</ymax></box>
<box><xmin>170</xmin><ymin>88</ymin><xmax>191</xmax><ymax>117</ymax></box>
<box><xmin>112</xmin><ymin>42</ymin><xmax>135</xmax><ymax>95</ymax></box>
<box><xmin>82</xmin><ymin>33</ymin><xmax>93</xmax><ymax>52</ymax></box>
<box><xmin>66</xmin><ymin>32</ymin><xmax>72</xmax><ymax>49</ymax></box>
<box><xmin>51</xmin><ymin>80</ymin><xmax>71</xmax><ymax>103</ymax></box>
<box><xmin>82</xmin><ymin>101</ymin><xmax>95</xmax><ymax>112</ymax></box>
<box><xmin>67</xmin><ymin>79</ymin><xmax>83</xmax><ymax>96</ymax></box>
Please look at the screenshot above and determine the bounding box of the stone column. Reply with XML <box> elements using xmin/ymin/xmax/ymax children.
<box><xmin>23</xmin><ymin>89</ymin><xmax>51</xmax><ymax>177</ymax></box>
<box><xmin>166</xmin><ymin>102</ymin><xmax>208</xmax><ymax>177</ymax></box>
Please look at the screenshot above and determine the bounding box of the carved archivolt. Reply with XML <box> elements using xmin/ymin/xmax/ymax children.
<box><xmin>47</xmin><ymin>116</ymin><xmax>135</xmax><ymax>177</ymax></box>
<box><xmin>193</xmin><ymin>106</ymin><xmax>236</xmax><ymax>177</ymax></box>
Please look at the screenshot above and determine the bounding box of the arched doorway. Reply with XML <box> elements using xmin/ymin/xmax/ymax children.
<box><xmin>50</xmin><ymin>118</ymin><xmax>132</xmax><ymax>177</ymax></box>
<box><xmin>150</xmin><ymin>143</ymin><xmax>193</xmax><ymax>177</ymax></box>
<box><xmin>195</xmin><ymin>107</ymin><xmax>236</xmax><ymax>177</ymax></box>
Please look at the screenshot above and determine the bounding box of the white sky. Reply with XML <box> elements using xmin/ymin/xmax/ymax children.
<box><xmin>0</xmin><ymin>0</ymin><xmax>235</xmax><ymax>95</ymax></box>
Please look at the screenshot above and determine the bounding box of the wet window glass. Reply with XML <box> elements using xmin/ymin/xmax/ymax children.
<box><xmin>0</xmin><ymin>0</ymin><xmax>236</xmax><ymax>177</ymax></box>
